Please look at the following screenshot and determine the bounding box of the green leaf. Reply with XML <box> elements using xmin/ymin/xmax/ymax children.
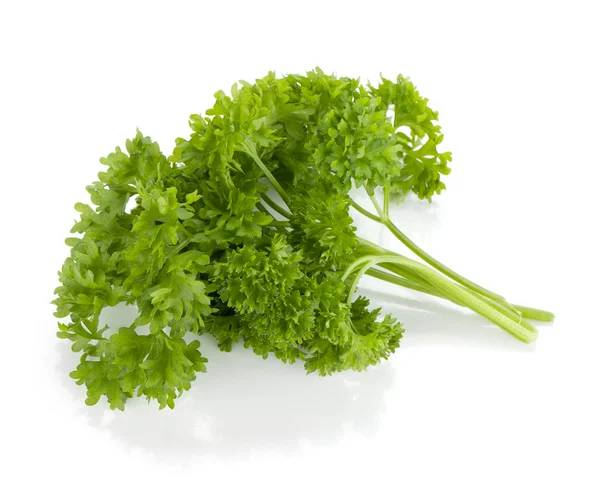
<box><xmin>56</xmin><ymin>69</ymin><xmax>548</xmax><ymax>412</ymax></box>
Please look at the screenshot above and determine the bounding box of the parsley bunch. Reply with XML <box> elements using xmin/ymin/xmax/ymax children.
<box><xmin>54</xmin><ymin>69</ymin><xmax>553</xmax><ymax>410</ymax></box>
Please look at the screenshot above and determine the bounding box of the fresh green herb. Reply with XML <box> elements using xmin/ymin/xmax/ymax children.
<box><xmin>54</xmin><ymin>68</ymin><xmax>553</xmax><ymax>410</ymax></box>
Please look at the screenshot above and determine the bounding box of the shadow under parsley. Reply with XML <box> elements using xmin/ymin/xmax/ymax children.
<box><xmin>55</xmin><ymin>281</ymin><xmax>544</xmax><ymax>463</ymax></box>
<box><xmin>55</xmin><ymin>319</ymin><xmax>395</xmax><ymax>462</ymax></box>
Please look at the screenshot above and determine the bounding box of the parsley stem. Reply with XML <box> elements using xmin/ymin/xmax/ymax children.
<box><xmin>356</xmin><ymin>236</ymin><xmax>385</xmax><ymax>252</ymax></box>
<box><xmin>365</xmin><ymin>267</ymin><xmax>539</xmax><ymax>333</ymax></box>
<box><xmin>240</xmin><ymin>141</ymin><xmax>291</xmax><ymax>206</ymax></box>
<box><xmin>359</xmin><ymin>239</ymin><xmax>553</xmax><ymax>324</ymax></box>
<box><xmin>344</xmin><ymin>254</ymin><xmax>538</xmax><ymax>343</ymax></box>
<box><xmin>269</xmin><ymin>221</ymin><xmax>290</xmax><ymax>228</ymax></box>
<box><xmin>257</xmin><ymin>202</ymin><xmax>289</xmax><ymax>234</ymax></box>
<box><xmin>167</xmin><ymin>238</ymin><xmax>191</xmax><ymax>258</ymax></box>
<box><xmin>382</xmin><ymin>217</ymin><xmax>511</xmax><ymax>305</ymax></box>
<box><xmin>261</xmin><ymin>193</ymin><xmax>292</xmax><ymax>219</ymax></box>
<box><xmin>356</xmin><ymin>189</ymin><xmax>512</xmax><ymax>307</ymax></box>
<box><xmin>357</xmin><ymin>238</ymin><xmax>434</xmax><ymax>290</ymax></box>
<box><xmin>350</xmin><ymin>200</ymin><xmax>381</xmax><ymax>222</ymax></box>
<box><xmin>365</xmin><ymin>268</ymin><xmax>452</xmax><ymax>298</ymax></box>
<box><xmin>256</xmin><ymin>202</ymin><xmax>271</xmax><ymax>215</ymax></box>
<box><xmin>368</xmin><ymin>192</ymin><xmax>387</xmax><ymax>221</ymax></box>
<box><xmin>379</xmin><ymin>261</ymin><xmax>455</xmax><ymax>298</ymax></box>
<box><xmin>378</xmin><ymin>261</ymin><xmax>529</xmax><ymax>328</ymax></box>
<box><xmin>511</xmin><ymin>305</ymin><xmax>555</xmax><ymax>322</ymax></box>
<box><xmin>383</xmin><ymin>186</ymin><xmax>390</xmax><ymax>219</ymax></box>
<box><xmin>460</xmin><ymin>287</ymin><xmax>537</xmax><ymax>333</ymax></box>
<box><xmin>365</xmin><ymin>267</ymin><xmax>486</xmax><ymax>318</ymax></box>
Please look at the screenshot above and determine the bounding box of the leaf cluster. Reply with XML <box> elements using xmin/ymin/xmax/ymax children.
<box><xmin>54</xmin><ymin>69</ymin><xmax>451</xmax><ymax>409</ymax></box>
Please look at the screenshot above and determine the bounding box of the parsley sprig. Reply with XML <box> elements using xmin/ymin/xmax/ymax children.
<box><xmin>54</xmin><ymin>69</ymin><xmax>553</xmax><ymax>410</ymax></box>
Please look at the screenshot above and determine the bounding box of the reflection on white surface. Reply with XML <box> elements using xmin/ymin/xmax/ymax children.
<box><xmin>55</xmin><ymin>283</ymin><xmax>546</xmax><ymax>463</ymax></box>
<box><xmin>56</xmin><ymin>328</ymin><xmax>395</xmax><ymax>461</ymax></box>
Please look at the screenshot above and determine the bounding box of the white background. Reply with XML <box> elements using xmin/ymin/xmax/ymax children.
<box><xmin>1</xmin><ymin>1</ymin><xmax>599</xmax><ymax>498</ymax></box>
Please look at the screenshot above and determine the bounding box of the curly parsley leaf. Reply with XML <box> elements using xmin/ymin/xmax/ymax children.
<box><xmin>54</xmin><ymin>69</ymin><xmax>552</xmax><ymax>410</ymax></box>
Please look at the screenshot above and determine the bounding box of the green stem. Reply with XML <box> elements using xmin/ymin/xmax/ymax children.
<box><xmin>261</xmin><ymin>189</ymin><xmax>548</xmax><ymax>326</ymax></box>
<box><xmin>240</xmin><ymin>140</ymin><xmax>291</xmax><ymax>206</ymax></box>
<box><xmin>261</xmin><ymin>193</ymin><xmax>292</xmax><ymax>219</ymax></box>
<box><xmin>257</xmin><ymin>203</ymin><xmax>289</xmax><ymax>234</ymax></box>
<box><xmin>259</xmin><ymin>184</ymin><xmax>552</xmax><ymax>328</ymax></box>
<box><xmin>383</xmin><ymin>186</ymin><xmax>390</xmax><ymax>219</ymax></box>
<box><xmin>383</xmin><ymin>217</ymin><xmax>507</xmax><ymax>304</ymax></box>
<box><xmin>462</xmin><ymin>287</ymin><xmax>537</xmax><ymax>334</ymax></box>
<box><xmin>357</xmin><ymin>237</ymin><xmax>384</xmax><ymax>252</ymax></box>
<box><xmin>365</xmin><ymin>268</ymin><xmax>452</xmax><ymax>299</ymax></box>
<box><xmin>353</xmin><ymin>201</ymin><xmax>553</xmax><ymax>323</ymax></box>
<box><xmin>369</xmin><ymin>256</ymin><xmax>552</xmax><ymax>327</ymax></box>
<box><xmin>368</xmin><ymin>192</ymin><xmax>386</xmax><ymax>220</ymax></box>
<box><xmin>269</xmin><ymin>221</ymin><xmax>290</xmax><ymax>228</ymax></box>
<box><xmin>256</xmin><ymin>202</ymin><xmax>271</xmax><ymax>215</ymax></box>
<box><xmin>166</xmin><ymin>238</ymin><xmax>191</xmax><ymax>259</ymax></box>
<box><xmin>343</xmin><ymin>254</ymin><xmax>538</xmax><ymax>343</ymax></box>
<box><xmin>350</xmin><ymin>200</ymin><xmax>381</xmax><ymax>222</ymax></box>
<box><xmin>358</xmin><ymin>239</ymin><xmax>454</xmax><ymax>299</ymax></box>
<box><xmin>512</xmin><ymin>305</ymin><xmax>555</xmax><ymax>322</ymax></box>
<box><xmin>358</xmin><ymin>239</ymin><xmax>437</xmax><ymax>291</ymax></box>
<box><xmin>366</xmin><ymin>267</ymin><xmax>535</xmax><ymax>332</ymax></box>
<box><xmin>378</xmin><ymin>262</ymin><xmax>441</xmax><ymax>294</ymax></box>
<box><xmin>382</xmin><ymin>260</ymin><xmax>528</xmax><ymax>327</ymax></box>
<box><xmin>359</xmin><ymin>188</ymin><xmax>511</xmax><ymax>307</ymax></box>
